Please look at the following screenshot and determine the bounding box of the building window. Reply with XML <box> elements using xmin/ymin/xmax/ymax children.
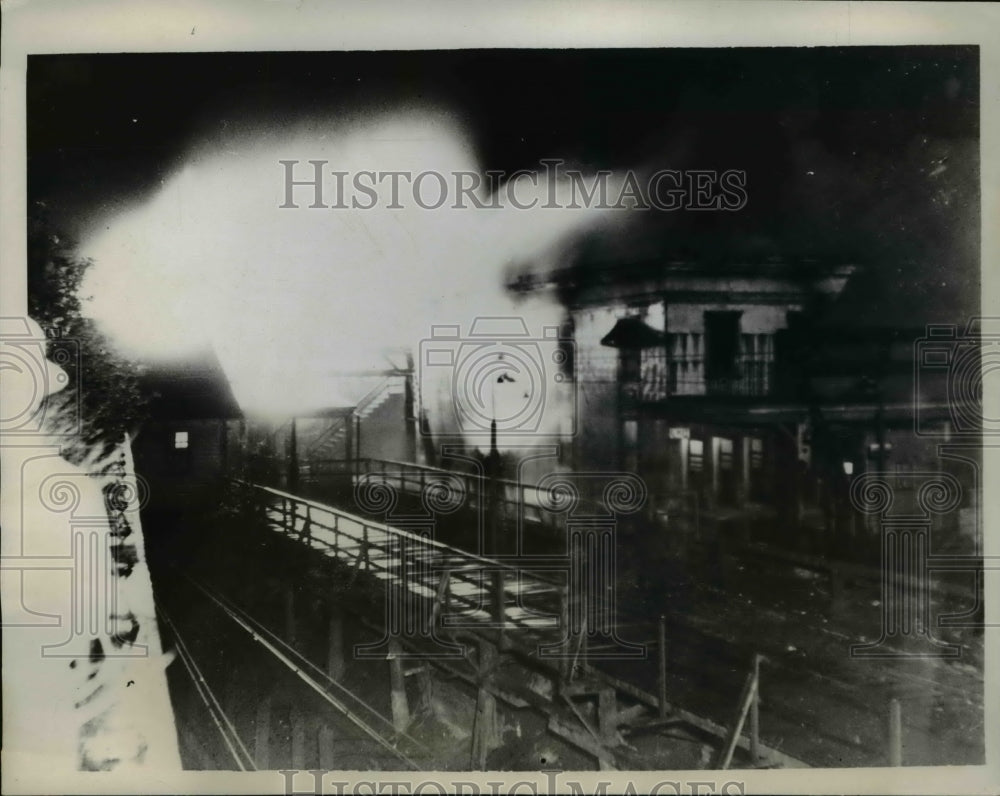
<box><xmin>749</xmin><ymin>437</ymin><xmax>764</xmax><ymax>469</ymax></box>
<box><xmin>689</xmin><ymin>438</ymin><xmax>704</xmax><ymax>473</ymax></box>
<box><xmin>716</xmin><ymin>437</ymin><xmax>734</xmax><ymax>470</ymax></box>
<box><xmin>704</xmin><ymin>311</ymin><xmax>742</xmax><ymax>384</ymax></box>
<box><xmin>174</xmin><ymin>431</ymin><xmax>189</xmax><ymax>450</ymax></box>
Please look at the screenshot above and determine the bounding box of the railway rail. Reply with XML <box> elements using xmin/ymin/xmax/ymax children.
<box><xmin>155</xmin><ymin>571</ymin><xmax>433</xmax><ymax>771</ymax></box>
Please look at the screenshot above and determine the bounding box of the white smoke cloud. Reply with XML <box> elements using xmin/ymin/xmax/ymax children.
<box><xmin>79</xmin><ymin>109</ymin><xmax>615</xmax><ymax>430</ymax></box>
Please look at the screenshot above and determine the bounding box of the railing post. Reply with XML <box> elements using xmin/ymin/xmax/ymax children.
<box><xmin>255</xmin><ymin>484</ymin><xmax>267</xmax><ymax>523</ymax></box>
<box><xmin>318</xmin><ymin>724</ymin><xmax>335</xmax><ymax>769</ymax></box>
<box><xmin>303</xmin><ymin>504</ymin><xmax>312</xmax><ymax>544</ymax></box>
<box><xmin>470</xmin><ymin>639</ymin><xmax>499</xmax><ymax>770</ymax></box>
<box><xmin>327</xmin><ymin>608</ymin><xmax>345</xmax><ymax>681</ymax></box>
<box><xmin>388</xmin><ymin>637</ymin><xmax>410</xmax><ymax>733</ymax></box>
<box><xmin>598</xmin><ymin>687</ymin><xmax>617</xmax><ymax>744</ymax></box>
<box><xmin>888</xmin><ymin>697</ymin><xmax>903</xmax><ymax>766</ymax></box>
<box><xmin>430</xmin><ymin>567</ymin><xmax>451</xmax><ymax>632</ymax></box>
<box><xmin>492</xmin><ymin>568</ymin><xmax>506</xmax><ymax>649</ymax></box>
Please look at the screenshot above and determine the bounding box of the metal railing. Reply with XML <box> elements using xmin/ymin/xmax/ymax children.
<box><xmin>291</xmin><ymin>457</ymin><xmax>704</xmax><ymax>557</ymax></box>
<box><xmin>238</xmin><ymin>479</ymin><xmax>574</xmax><ymax>648</ymax></box>
<box><xmin>299</xmin><ymin>456</ymin><xmax>619</xmax><ymax>533</ymax></box>
<box><xmin>582</xmin><ymin>334</ymin><xmax>778</xmax><ymax>401</ymax></box>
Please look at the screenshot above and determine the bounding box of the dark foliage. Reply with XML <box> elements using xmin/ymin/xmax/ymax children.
<box><xmin>27</xmin><ymin>201</ymin><xmax>148</xmax><ymax>466</ymax></box>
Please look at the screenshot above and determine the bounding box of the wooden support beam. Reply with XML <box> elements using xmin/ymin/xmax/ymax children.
<box><xmin>569</xmin><ymin>615</ymin><xmax>587</xmax><ymax>684</ymax></box>
<box><xmin>416</xmin><ymin>666</ymin><xmax>435</xmax><ymax>717</ymax></box>
<box><xmin>658</xmin><ymin>614</ymin><xmax>668</xmax><ymax>719</ymax></box>
<box><xmin>285</xmin><ymin>586</ymin><xmax>297</xmax><ymax>646</ymax></box>
<box><xmin>224</xmin><ymin>676</ymin><xmax>241</xmax><ymax>726</ymax></box>
<box><xmin>318</xmin><ymin>724</ymin><xmax>336</xmax><ymax>770</ymax></box>
<box><xmin>750</xmin><ymin>655</ymin><xmax>761</xmax><ymax>764</ymax></box>
<box><xmin>388</xmin><ymin>637</ymin><xmax>410</xmax><ymax>733</ymax></box>
<box><xmin>888</xmin><ymin>697</ymin><xmax>903</xmax><ymax>767</ymax></box>
<box><xmin>290</xmin><ymin>706</ymin><xmax>308</xmax><ymax>769</ymax></box>
<box><xmin>559</xmin><ymin>582</ymin><xmax>571</xmax><ymax>682</ymax></box>
<box><xmin>253</xmin><ymin>693</ymin><xmax>272</xmax><ymax>770</ymax></box>
<box><xmin>327</xmin><ymin>610</ymin><xmax>345</xmax><ymax>681</ymax></box>
<box><xmin>829</xmin><ymin>570</ymin><xmax>846</xmax><ymax>618</ymax></box>
<box><xmin>598</xmin><ymin>688</ymin><xmax>618</xmax><ymax>745</ymax></box>
<box><xmin>470</xmin><ymin>640</ymin><xmax>500</xmax><ymax>771</ymax></box>
<box><xmin>715</xmin><ymin>662</ymin><xmax>759</xmax><ymax>770</ymax></box>
<box><xmin>548</xmin><ymin>716</ymin><xmax>617</xmax><ymax>771</ymax></box>
<box><xmin>572</xmin><ymin>665</ymin><xmax>809</xmax><ymax>769</ymax></box>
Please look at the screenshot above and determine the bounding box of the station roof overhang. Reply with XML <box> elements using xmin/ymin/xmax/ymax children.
<box><xmin>137</xmin><ymin>348</ymin><xmax>243</xmax><ymax>421</ymax></box>
<box><xmin>600</xmin><ymin>317</ymin><xmax>665</xmax><ymax>349</ymax></box>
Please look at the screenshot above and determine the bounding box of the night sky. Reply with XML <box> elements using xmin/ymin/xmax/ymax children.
<box><xmin>28</xmin><ymin>46</ymin><xmax>979</xmax><ymax>323</ymax></box>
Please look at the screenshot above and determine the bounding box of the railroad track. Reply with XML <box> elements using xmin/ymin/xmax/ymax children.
<box><xmin>192</xmin><ymin>478</ymin><xmax>980</xmax><ymax>770</ymax></box>
<box><xmin>154</xmin><ymin>569</ymin><xmax>433</xmax><ymax>771</ymax></box>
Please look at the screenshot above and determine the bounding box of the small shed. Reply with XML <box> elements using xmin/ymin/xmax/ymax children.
<box><xmin>132</xmin><ymin>349</ymin><xmax>243</xmax><ymax>517</ymax></box>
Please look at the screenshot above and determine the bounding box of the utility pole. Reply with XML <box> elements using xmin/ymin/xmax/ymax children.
<box><xmin>288</xmin><ymin>417</ymin><xmax>299</xmax><ymax>493</ymax></box>
<box><xmin>404</xmin><ymin>351</ymin><xmax>418</xmax><ymax>464</ymax></box>
<box><xmin>487</xmin><ymin>416</ymin><xmax>505</xmax><ymax>647</ymax></box>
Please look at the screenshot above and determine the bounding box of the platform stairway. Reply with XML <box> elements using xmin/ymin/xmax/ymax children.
<box><xmin>303</xmin><ymin>377</ymin><xmax>407</xmax><ymax>468</ymax></box>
